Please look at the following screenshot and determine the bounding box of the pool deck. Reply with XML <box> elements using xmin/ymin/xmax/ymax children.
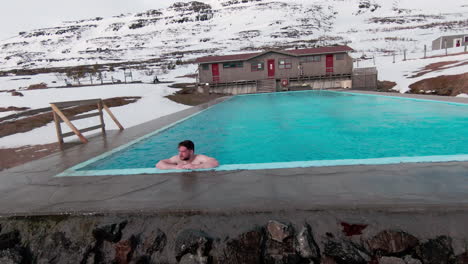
<box><xmin>0</xmin><ymin>91</ymin><xmax>467</xmax><ymax>216</ymax></box>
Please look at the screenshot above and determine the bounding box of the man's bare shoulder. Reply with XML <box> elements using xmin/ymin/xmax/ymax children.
<box><xmin>194</xmin><ymin>154</ymin><xmax>216</xmax><ymax>161</ymax></box>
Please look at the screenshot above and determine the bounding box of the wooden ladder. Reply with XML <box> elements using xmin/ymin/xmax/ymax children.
<box><xmin>50</xmin><ymin>99</ymin><xmax>124</xmax><ymax>145</ymax></box>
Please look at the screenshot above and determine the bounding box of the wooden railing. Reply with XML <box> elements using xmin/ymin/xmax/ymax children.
<box><xmin>50</xmin><ymin>99</ymin><xmax>124</xmax><ymax>145</ymax></box>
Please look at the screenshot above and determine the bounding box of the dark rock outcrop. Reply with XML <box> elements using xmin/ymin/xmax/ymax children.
<box><xmin>175</xmin><ymin>229</ymin><xmax>212</xmax><ymax>263</ymax></box>
<box><xmin>221</xmin><ymin>228</ymin><xmax>264</xmax><ymax>264</ymax></box>
<box><xmin>295</xmin><ymin>224</ymin><xmax>320</xmax><ymax>262</ymax></box>
<box><xmin>0</xmin><ymin>231</ymin><xmax>21</xmax><ymax>250</ymax></box>
<box><xmin>368</xmin><ymin>230</ymin><xmax>419</xmax><ymax>256</ymax></box>
<box><xmin>267</xmin><ymin>220</ymin><xmax>294</xmax><ymax>243</ymax></box>
<box><xmin>92</xmin><ymin>220</ymin><xmax>128</xmax><ymax>243</ymax></box>
<box><xmin>324</xmin><ymin>237</ymin><xmax>370</xmax><ymax>264</ymax></box>
<box><xmin>413</xmin><ymin>236</ymin><xmax>455</xmax><ymax>264</ymax></box>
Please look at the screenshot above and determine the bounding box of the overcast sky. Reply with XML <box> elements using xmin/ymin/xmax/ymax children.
<box><xmin>0</xmin><ymin>0</ymin><xmax>191</xmax><ymax>40</ymax></box>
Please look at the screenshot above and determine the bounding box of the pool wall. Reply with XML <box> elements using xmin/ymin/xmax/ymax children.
<box><xmin>1</xmin><ymin>209</ymin><xmax>467</xmax><ymax>263</ymax></box>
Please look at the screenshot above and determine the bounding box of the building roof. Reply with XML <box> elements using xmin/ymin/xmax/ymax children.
<box><xmin>433</xmin><ymin>34</ymin><xmax>468</xmax><ymax>41</ymax></box>
<box><xmin>195</xmin><ymin>45</ymin><xmax>354</xmax><ymax>64</ymax></box>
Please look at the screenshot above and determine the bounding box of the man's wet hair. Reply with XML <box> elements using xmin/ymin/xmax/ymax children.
<box><xmin>178</xmin><ymin>140</ymin><xmax>195</xmax><ymax>151</ymax></box>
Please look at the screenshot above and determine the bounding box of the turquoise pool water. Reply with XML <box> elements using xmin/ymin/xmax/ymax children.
<box><xmin>61</xmin><ymin>91</ymin><xmax>468</xmax><ymax>176</ymax></box>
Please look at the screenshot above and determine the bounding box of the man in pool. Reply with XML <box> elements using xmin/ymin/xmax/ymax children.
<box><xmin>156</xmin><ymin>140</ymin><xmax>219</xmax><ymax>170</ymax></box>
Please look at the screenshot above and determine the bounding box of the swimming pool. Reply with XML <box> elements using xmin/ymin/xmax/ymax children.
<box><xmin>59</xmin><ymin>91</ymin><xmax>468</xmax><ymax>176</ymax></box>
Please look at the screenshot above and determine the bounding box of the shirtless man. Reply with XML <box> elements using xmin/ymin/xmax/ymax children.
<box><xmin>156</xmin><ymin>140</ymin><xmax>219</xmax><ymax>170</ymax></box>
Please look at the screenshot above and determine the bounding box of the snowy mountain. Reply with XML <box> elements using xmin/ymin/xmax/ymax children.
<box><xmin>0</xmin><ymin>0</ymin><xmax>467</xmax><ymax>72</ymax></box>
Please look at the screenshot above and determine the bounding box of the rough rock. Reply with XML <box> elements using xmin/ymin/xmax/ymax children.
<box><xmin>295</xmin><ymin>224</ymin><xmax>320</xmax><ymax>261</ymax></box>
<box><xmin>175</xmin><ymin>229</ymin><xmax>212</xmax><ymax>262</ymax></box>
<box><xmin>0</xmin><ymin>247</ymin><xmax>24</xmax><ymax>264</ymax></box>
<box><xmin>414</xmin><ymin>236</ymin><xmax>455</xmax><ymax>264</ymax></box>
<box><xmin>0</xmin><ymin>230</ymin><xmax>21</xmax><ymax>250</ymax></box>
<box><xmin>221</xmin><ymin>228</ymin><xmax>264</xmax><ymax>264</ymax></box>
<box><xmin>379</xmin><ymin>256</ymin><xmax>405</xmax><ymax>264</ymax></box>
<box><xmin>36</xmin><ymin>231</ymin><xmax>78</xmax><ymax>263</ymax></box>
<box><xmin>264</xmin><ymin>236</ymin><xmax>301</xmax><ymax>264</ymax></box>
<box><xmin>264</xmin><ymin>221</ymin><xmax>301</xmax><ymax>264</ymax></box>
<box><xmin>403</xmin><ymin>255</ymin><xmax>422</xmax><ymax>264</ymax></box>
<box><xmin>267</xmin><ymin>220</ymin><xmax>294</xmax><ymax>243</ymax></box>
<box><xmin>369</xmin><ymin>230</ymin><xmax>419</xmax><ymax>256</ymax></box>
<box><xmin>321</xmin><ymin>256</ymin><xmax>338</xmax><ymax>264</ymax></box>
<box><xmin>92</xmin><ymin>221</ymin><xmax>128</xmax><ymax>243</ymax></box>
<box><xmin>179</xmin><ymin>253</ymin><xmax>209</xmax><ymax>264</ymax></box>
<box><xmin>143</xmin><ymin>228</ymin><xmax>167</xmax><ymax>255</ymax></box>
<box><xmin>114</xmin><ymin>239</ymin><xmax>133</xmax><ymax>264</ymax></box>
<box><xmin>324</xmin><ymin>238</ymin><xmax>370</xmax><ymax>264</ymax></box>
<box><xmin>134</xmin><ymin>255</ymin><xmax>151</xmax><ymax>264</ymax></box>
<box><xmin>454</xmin><ymin>252</ymin><xmax>468</xmax><ymax>264</ymax></box>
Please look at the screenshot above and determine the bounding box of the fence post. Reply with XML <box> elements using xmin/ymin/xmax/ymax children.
<box><xmin>403</xmin><ymin>50</ymin><xmax>407</xmax><ymax>61</ymax></box>
<box><xmin>393</xmin><ymin>52</ymin><xmax>395</xmax><ymax>63</ymax></box>
<box><xmin>424</xmin><ymin>45</ymin><xmax>427</xmax><ymax>59</ymax></box>
<box><xmin>445</xmin><ymin>39</ymin><xmax>448</xmax><ymax>55</ymax></box>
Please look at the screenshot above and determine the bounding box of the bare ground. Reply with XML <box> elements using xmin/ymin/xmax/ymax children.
<box><xmin>0</xmin><ymin>106</ymin><xmax>30</xmax><ymax>112</ymax></box>
<box><xmin>377</xmin><ymin>80</ymin><xmax>397</xmax><ymax>92</ymax></box>
<box><xmin>409</xmin><ymin>61</ymin><xmax>460</xmax><ymax>78</ymax></box>
<box><xmin>409</xmin><ymin>72</ymin><xmax>468</xmax><ymax>96</ymax></box>
<box><xmin>166</xmin><ymin>83</ymin><xmax>226</xmax><ymax>106</ymax></box>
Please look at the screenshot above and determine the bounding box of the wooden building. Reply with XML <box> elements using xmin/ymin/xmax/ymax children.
<box><xmin>432</xmin><ymin>34</ymin><xmax>468</xmax><ymax>50</ymax></box>
<box><xmin>195</xmin><ymin>45</ymin><xmax>354</xmax><ymax>94</ymax></box>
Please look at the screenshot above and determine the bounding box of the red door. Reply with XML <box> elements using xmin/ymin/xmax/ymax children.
<box><xmin>212</xmin><ymin>63</ymin><xmax>220</xmax><ymax>83</ymax></box>
<box><xmin>326</xmin><ymin>55</ymin><xmax>334</xmax><ymax>73</ymax></box>
<box><xmin>267</xmin><ymin>59</ymin><xmax>275</xmax><ymax>78</ymax></box>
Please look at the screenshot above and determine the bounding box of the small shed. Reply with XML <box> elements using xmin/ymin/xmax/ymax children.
<box><xmin>432</xmin><ymin>34</ymin><xmax>468</xmax><ymax>50</ymax></box>
<box><xmin>352</xmin><ymin>67</ymin><xmax>378</xmax><ymax>90</ymax></box>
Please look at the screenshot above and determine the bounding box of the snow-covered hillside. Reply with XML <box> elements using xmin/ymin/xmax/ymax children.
<box><xmin>0</xmin><ymin>0</ymin><xmax>467</xmax><ymax>71</ymax></box>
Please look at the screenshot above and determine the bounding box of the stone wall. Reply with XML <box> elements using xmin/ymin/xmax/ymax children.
<box><xmin>0</xmin><ymin>210</ymin><xmax>467</xmax><ymax>264</ymax></box>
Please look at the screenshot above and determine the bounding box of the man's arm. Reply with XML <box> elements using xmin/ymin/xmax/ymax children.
<box><xmin>156</xmin><ymin>156</ymin><xmax>179</xmax><ymax>170</ymax></box>
<box><xmin>191</xmin><ymin>155</ymin><xmax>219</xmax><ymax>169</ymax></box>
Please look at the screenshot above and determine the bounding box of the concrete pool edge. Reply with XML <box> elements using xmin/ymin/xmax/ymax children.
<box><xmin>61</xmin><ymin>154</ymin><xmax>468</xmax><ymax>176</ymax></box>
<box><xmin>0</xmin><ymin>91</ymin><xmax>467</xmax><ymax>217</ymax></box>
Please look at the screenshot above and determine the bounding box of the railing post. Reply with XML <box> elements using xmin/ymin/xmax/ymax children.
<box><xmin>98</xmin><ymin>100</ymin><xmax>106</xmax><ymax>135</ymax></box>
<box><xmin>52</xmin><ymin>111</ymin><xmax>64</xmax><ymax>146</ymax></box>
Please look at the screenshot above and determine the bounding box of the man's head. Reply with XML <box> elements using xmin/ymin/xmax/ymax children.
<box><xmin>178</xmin><ymin>140</ymin><xmax>195</xmax><ymax>161</ymax></box>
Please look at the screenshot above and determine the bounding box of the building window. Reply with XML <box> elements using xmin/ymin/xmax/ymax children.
<box><xmin>251</xmin><ymin>61</ymin><xmax>264</xmax><ymax>71</ymax></box>
<box><xmin>336</xmin><ymin>54</ymin><xmax>344</xmax><ymax>60</ymax></box>
<box><xmin>299</xmin><ymin>55</ymin><xmax>321</xmax><ymax>63</ymax></box>
<box><xmin>278</xmin><ymin>59</ymin><xmax>292</xmax><ymax>69</ymax></box>
<box><xmin>465</xmin><ymin>36</ymin><xmax>468</xmax><ymax>42</ymax></box>
<box><xmin>202</xmin><ymin>64</ymin><xmax>209</xmax><ymax>70</ymax></box>
<box><xmin>223</xmin><ymin>62</ymin><xmax>243</xmax><ymax>68</ymax></box>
